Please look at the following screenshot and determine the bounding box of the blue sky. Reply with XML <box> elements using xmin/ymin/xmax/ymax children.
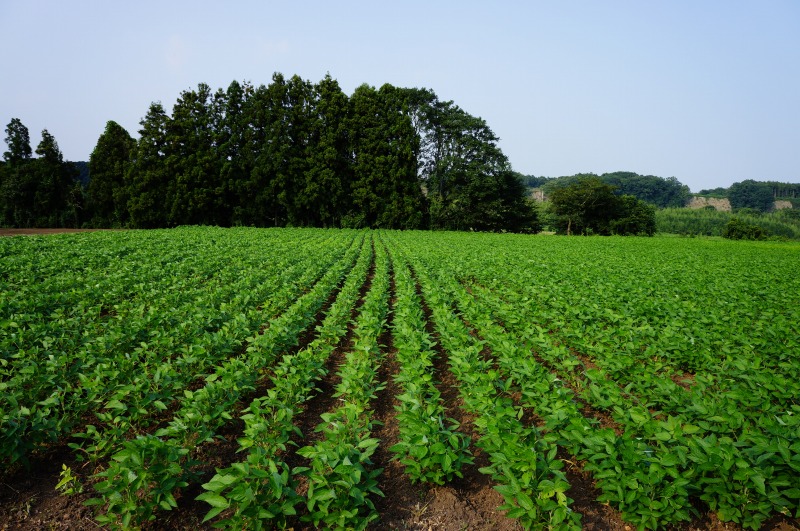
<box><xmin>2</xmin><ymin>1</ymin><xmax>798</xmax><ymax>192</ymax></box>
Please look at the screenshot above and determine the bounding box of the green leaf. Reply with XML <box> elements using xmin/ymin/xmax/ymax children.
<box><xmin>105</xmin><ymin>400</ymin><xmax>126</xmax><ymax>411</ymax></box>
<box><xmin>196</xmin><ymin>492</ymin><xmax>229</xmax><ymax>509</ymax></box>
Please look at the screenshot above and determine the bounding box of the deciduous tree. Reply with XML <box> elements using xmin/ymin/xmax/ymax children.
<box><xmin>549</xmin><ymin>177</ymin><xmax>620</xmax><ymax>235</ymax></box>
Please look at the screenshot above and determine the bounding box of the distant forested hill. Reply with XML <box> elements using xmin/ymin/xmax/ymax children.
<box><xmin>699</xmin><ymin>179</ymin><xmax>800</xmax><ymax>212</ymax></box>
<box><xmin>520</xmin><ymin>171</ymin><xmax>690</xmax><ymax>208</ymax></box>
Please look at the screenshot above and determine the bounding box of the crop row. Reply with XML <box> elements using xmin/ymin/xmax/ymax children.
<box><xmin>389</xmin><ymin>231</ymin><xmax>799</xmax><ymax>529</ymax></box>
<box><xmin>388</xmin><ymin>233</ymin><xmax>582</xmax><ymax>529</ymax></box>
<box><xmin>197</xmin><ymin>231</ymin><xmax>375</xmax><ymax>528</ymax></box>
<box><xmin>88</xmin><ymin>232</ymin><xmax>365</xmax><ymax>527</ymax></box>
<box><xmin>2</xmin><ymin>228</ymin><xmax>798</xmax><ymax>530</ymax></box>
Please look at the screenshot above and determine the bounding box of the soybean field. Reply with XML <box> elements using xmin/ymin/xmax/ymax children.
<box><xmin>1</xmin><ymin>227</ymin><xmax>798</xmax><ymax>530</ymax></box>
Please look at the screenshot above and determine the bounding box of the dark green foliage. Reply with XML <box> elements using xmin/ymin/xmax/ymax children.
<box><xmin>697</xmin><ymin>186</ymin><xmax>728</xmax><ymax>197</ymax></box>
<box><xmin>518</xmin><ymin>174</ymin><xmax>555</xmax><ymax>188</ymax></box>
<box><xmin>721</xmin><ymin>217</ymin><xmax>769</xmax><ymax>240</ymax></box>
<box><xmin>233</xmin><ymin>74</ymin><xmax>353</xmax><ymax>228</ymax></box>
<box><xmin>3</xmin><ymin>118</ymin><xmax>32</xmax><ymax>164</ymax></box>
<box><xmin>549</xmin><ymin>177</ymin><xmax>618</xmax><ymax>235</ymax></box>
<box><xmin>214</xmin><ymin>80</ymin><xmax>253</xmax><ymax>227</ymax></box>
<box><xmin>33</xmin><ymin>130</ymin><xmax>81</xmax><ymax>227</ymax></box>
<box><xmin>600</xmin><ymin>172</ymin><xmax>690</xmax><ymax>208</ymax></box>
<box><xmin>729</xmin><ymin>180</ymin><xmax>778</xmax><ymax>212</ymax></box>
<box><xmin>348</xmin><ymin>84</ymin><xmax>425</xmax><ymax>229</ymax></box>
<box><xmin>87</xmin><ymin>121</ymin><xmax>135</xmax><ymax>227</ymax></box>
<box><xmin>236</xmin><ymin>76</ymin><xmax>285</xmax><ymax>227</ymax></box>
<box><xmin>0</xmin><ymin>120</ymin><xmax>80</xmax><ymax>227</ymax></box>
<box><xmin>404</xmin><ymin>89</ymin><xmax>538</xmax><ymax>232</ymax></box>
<box><xmin>0</xmin><ymin>122</ymin><xmax>33</xmax><ymax>226</ymax></box>
<box><xmin>126</xmin><ymin>103</ymin><xmax>173</xmax><ymax>228</ymax></box>
<box><xmin>15</xmin><ymin>74</ymin><xmax>540</xmax><ymax>232</ymax></box>
<box><xmin>166</xmin><ymin>83</ymin><xmax>230</xmax><ymax>226</ymax></box>
<box><xmin>541</xmin><ymin>171</ymin><xmax>690</xmax><ymax>208</ymax></box>
<box><xmin>610</xmin><ymin>195</ymin><xmax>657</xmax><ymax>236</ymax></box>
<box><xmin>304</xmin><ymin>75</ymin><xmax>351</xmax><ymax>228</ymax></box>
<box><xmin>549</xmin><ymin>177</ymin><xmax>656</xmax><ymax>236</ymax></box>
<box><xmin>73</xmin><ymin>161</ymin><xmax>90</xmax><ymax>187</ymax></box>
<box><xmin>701</xmin><ymin>181</ymin><xmax>800</xmax><ymax>207</ymax></box>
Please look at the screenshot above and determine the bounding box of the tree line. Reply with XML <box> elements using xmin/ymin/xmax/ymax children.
<box><xmin>0</xmin><ymin>119</ymin><xmax>83</xmax><ymax>228</ymax></box>
<box><xmin>522</xmin><ymin>171</ymin><xmax>691</xmax><ymax>209</ymax></box>
<box><xmin>1</xmin><ymin>74</ymin><xmax>538</xmax><ymax>232</ymax></box>
<box><xmin>699</xmin><ymin>180</ymin><xmax>800</xmax><ymax>212</ymax></box>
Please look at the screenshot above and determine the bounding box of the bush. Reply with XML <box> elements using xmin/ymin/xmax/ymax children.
<box><xmin>722</xmin><ymin>218</ymin><xmax>768</xmax><ymax>240</ymax></box>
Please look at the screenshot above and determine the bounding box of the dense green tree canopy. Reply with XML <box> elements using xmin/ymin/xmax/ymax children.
<box><xmin>600</xmin><ymin>172</ymin><xmax>690</xmax><ymax>208</ymax></box>
<box><xmin>401</xmin><ymin>88</ymin><xmax>538</xmax><ymax>232</ymax></box>
<box><xmin>728</xmin><ymin>179</ymin><xmax>782</xmax><ymax>212</ymax></box>
<box><xmin>126</xmin><ymin>103</ymin><xmax>173</xmax><ymax>228</ymax></box>
<box><xmin>304</xmin><ymin>75</ymin><xmax>351</xmax><ymax>228</ymax></box>
<box><xmin>549</xmin><ymin>177</ymin><xmax>656</xmax><ymax>235</ymax></box>
<box><xmin>118</xmin><ymin>74</ymin><xmax>535</xmax><ymax>232</ymax></box>
<box><xmin>535</xmin><ymin>171</ymin><xmax>690</xmax><ymax>208</ymax></box>
<box><xmin>87</xmin><ymin>121</ymin><xmax>135</xmax><ymax>227</ymax></box>
<box><xmin>722</xmin><ymin>217</ymin><xmax>768</xmax><ymax>240</ymax></box>
<box><xmin>3</xmin><ymin>118</ymin><xmax>32</xmax><ymax>164</ymax></box>
<box><xmin>348</xmin><ymin>84</ymin><xmax>424</xmax><ymax>229</ymax></box>
<box><xmin>0</xmin><ymin>119</ymin><xmax>79</xmax><ymax>227</ymax></box>
<box><xmin>549</xmin><ymin>177</ymin><xmax>619</xmax><ymax>235</ymax></box>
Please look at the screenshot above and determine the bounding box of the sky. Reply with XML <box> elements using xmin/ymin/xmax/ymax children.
<box><xmin>1</xmin><ymin>1</ymin><xmax>799</xmax><ymax>192</ymax></box>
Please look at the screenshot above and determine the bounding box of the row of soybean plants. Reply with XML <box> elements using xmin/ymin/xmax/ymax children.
<box><xmin>396</xmin><ymin>231</ymin><xmax>799</xmax><ymax>529</ymax></box>
<box><xmin>0</xmin><ymin>228</ymin><xmax>348</xmax><ymax>470</ymax></box>
<box><xmin>469</xmin><ymin>234</ymin><xmax>799</xmax><ymax>529</ymax></box>
<box><xmin>198</xmin><ymin>234</ymin><xmax>478</xmax><ymax>530</ymax></box>
<box><xmin>386</xmin><ymin>232</ymin><xmax>582</xmax><ymax>530</ymax></box>
<box><xmin>289</xmin><ymin>235</ymin><xmax>391</xmax><ymax>529</ymax></box>
<box><xmin>196</xmin><ymin>231</ymin><xmax>375</xmax><ymax>528</ymax></box>
<box><xmin>86</xmin><ymin>229</ymin><xmax>366</xmax><ymax>528</ymax></box>
<box><xmin>382</xmin><ymin>241</ymin><xmax>473</xmax><ymax>487</ymax></box>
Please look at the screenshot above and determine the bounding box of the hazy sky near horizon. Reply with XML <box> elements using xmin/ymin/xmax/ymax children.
<box><xmin>2</xmin><ymin>1</ymin><xmax>798</xmax><ymax>192</ymax></box>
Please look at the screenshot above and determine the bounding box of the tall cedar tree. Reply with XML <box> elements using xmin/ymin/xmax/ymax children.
<box><xmin>1</xmin><ymin>118</ymin><xmax>34</xmax><ymax>226</ymax></box>
<box><xmin>168</xmin><ymin>83</ymin><xmax>226</xmax><ymax>226</ymax></box>
<box><xmin>87</xmin><ymin>121</ymin><xmax>135</xmax><ymax>227</ymax></box>
<box><xmin>348</xmin><ymin>83</ymin><xmax>425</xmax><ymax>229</ymax></box>
<box><xmin>127</xmin><ymin>103</ymin><xmax>173</xmax><ymax>228</ymax></box>
<box><xmin>276</xmin><ymin>75</ymin><xmax>316</xmax><ymax>226</ymax></box>
<box><xmin>244</xmin><ymin>73</ymin><xmax>290</xmax><ymax>226</ymax></box>
<box><xmin>33</xmin><ymin>130</ymin><xmax>80</xmax><ymax>227</ymax></box>
<box><xmin>299</xmin><ymin>74</ymin><xmax>351</xmax><ymax>227</ymax></box>
<box><xmin>214</xmin><ymin>80</ymin><xmax>252</xmax><ymax>226</ymax></box>
<box><xmin>1</xmin><ymin>122</ymin><xmax>78</xmax><ymax>228</ymax></box>
<box><xmin>3</xmin><ymin>118</ymin><xmax>33</xmax><ymax>164</ymax></box>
